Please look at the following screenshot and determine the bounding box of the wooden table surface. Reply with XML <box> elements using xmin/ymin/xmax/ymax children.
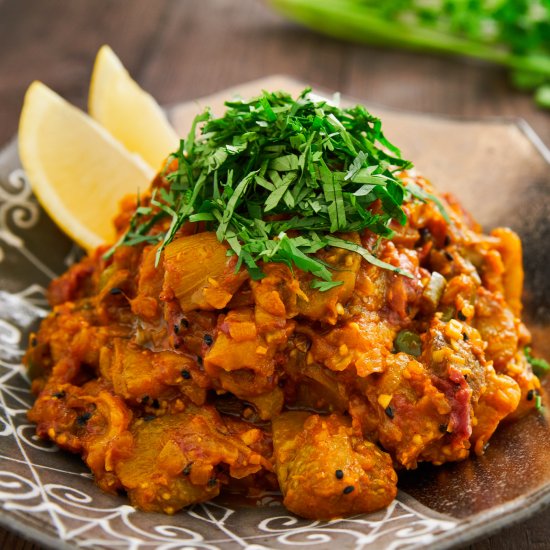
<box><xmin>0</xmin><ymin>1</ymin><xmax>548</xmax><ymax>549</ymax></box>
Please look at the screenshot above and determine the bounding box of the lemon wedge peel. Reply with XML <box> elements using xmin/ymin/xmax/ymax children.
<box><xmin>19</xmin><ymin>81</ymin><xmax>155</xmax><ymax>252</ymax></box>
<box><xmin>89</xmin><ymin>45</ymin><xmax>180</xmax><ymax>171</ymax></box>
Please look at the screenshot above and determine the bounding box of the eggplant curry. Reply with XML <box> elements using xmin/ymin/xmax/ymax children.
<box><xmin>25</xmin><ymin>91</ymin><xmax>545</xmax><ymax>520</ymax></box>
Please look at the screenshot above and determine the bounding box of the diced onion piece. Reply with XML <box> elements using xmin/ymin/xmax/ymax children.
<box><xmin>422</xmin><ymin>271</ymin><xmax>447</xmax><ymax>311</ymax></box>
<box><xmin>163</xmin><ymin>232</ymin><xmax>246</xmax><ymax>312</ymax></box>
<box><xmin>297</xmin><ymin>232</ymin><xmax>362</xmax><ymax>324</ymax></box>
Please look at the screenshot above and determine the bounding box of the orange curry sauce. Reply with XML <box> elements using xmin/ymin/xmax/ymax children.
<box><xmin>25</xmin><ymin>169</ymin><xmax>540</xmax><ymax>520</ymax></box>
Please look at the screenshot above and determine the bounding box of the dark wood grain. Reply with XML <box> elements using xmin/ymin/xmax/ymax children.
<box><xmin>0</xmin><ymin>529</ymin><xmax>40</xmax><ymax>550</ymax></box>
<box><xmin>0</xmin><ymin>1</ymin><xmax>548</xmax><ymax>549</ymax></box>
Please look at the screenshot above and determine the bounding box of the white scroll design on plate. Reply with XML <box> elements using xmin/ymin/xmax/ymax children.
<box><xmin>0</xmin><ymin>169</ymin><xmax>39</xmax><ymax>251</ymax></box>
<box><xmin>0</xmin><ymin>169</ymin><xmax>59</xmax><ymax>279</ymax></box>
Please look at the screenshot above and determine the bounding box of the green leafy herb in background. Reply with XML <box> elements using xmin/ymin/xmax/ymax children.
<box><xmin>269</xmin><ymin>0</ymin><xmax>550</xmax><ymax>109</ymax></box>
<box><xmin>525</xmin><ymin>345</ymin><xmax>550</xmax><ymax>377</ymax></box>
<box><xmin>110</xmin><ymin>89</ymin><xmax>442</xmax><ymax>286</ymax></box>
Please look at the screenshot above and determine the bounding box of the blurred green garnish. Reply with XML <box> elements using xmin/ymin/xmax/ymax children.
<box><xmin>524</xmin><ymin>345</ymin><xmax>550</xmax><ymax>377</ymax></box>
<box><xmin>270</xmin><ymin>0</ymin><xmax>550</xmax><ymax>109</ymax></box>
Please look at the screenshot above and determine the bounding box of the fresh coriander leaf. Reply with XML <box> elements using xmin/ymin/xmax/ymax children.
<box><xmin>325</xmin><ymin>236</ymin><xmax>413</xmax><ymax>278</ymax></box>
<box><xmin>345</xmin><ymin>151</ymin><xmax>368</xmax><ymax>181</ymax></box>
<box><xmin>254</xmin><ymin>174</ymin><xmax>275</xmax><ymax>191</ymax></box>
<box><xmin>264</xmin><ymin>171</ymin><xmax>297</xmax><ymax>211</ymax></box>
<box><xmin>270</xmin><ymin>154</ymin><xmax>300</xmax><ymax>171</ymax></box>
<box><xmin>189</xmin><ymin>213</ymin><xmax>216</xmax><ymax>222</ymax></box>
<box><xmin>310</xmin><ymin>279</ymin><xmax>344</xmax><ymax>291</ymax></box>
<box><xmin>353</xmin><ymin>184</ymin><xmax>376</xmax><ymax>196</ymax></box>
<box><xmin>406</xmin><ymin>180</ymin><xmax>450</xmax><ymax>223</ymax></box>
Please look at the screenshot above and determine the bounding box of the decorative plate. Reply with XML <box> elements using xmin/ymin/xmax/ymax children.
<box><xmin>1</xmin><ymin>76</ymin><xmax>549</xmax><ymax>550</ymax></box>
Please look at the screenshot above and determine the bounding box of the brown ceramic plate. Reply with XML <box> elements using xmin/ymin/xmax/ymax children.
<box><xmin>0</xmin><ymin>77</ymin><xmax>549</xmax><ymax>550</ymax></box>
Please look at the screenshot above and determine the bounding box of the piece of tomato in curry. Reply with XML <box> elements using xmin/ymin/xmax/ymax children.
<box><xmin>25</xmin><ymin>170</ymin><xmax>542</xmax><ymax>519</ymax></box>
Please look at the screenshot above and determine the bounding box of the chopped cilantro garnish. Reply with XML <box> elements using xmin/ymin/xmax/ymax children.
<box><xmin>310</xmin><ymin>279</ymin><xmax>344</xmax><ymax>292</ymax></box>
<box><xmin>111</xmin><ymin>89</ymin><xmax>444</xmax><ymax>286</ymax></box>
<box><xmin>524</xmin><ymin>346</ymin><xmax>550</xmax><ymax>378</ymax></box>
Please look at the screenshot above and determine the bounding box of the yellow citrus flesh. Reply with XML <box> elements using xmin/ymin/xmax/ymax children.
<box><xmin>89</xmin><ymin>45</ymin><xmax>180</xmax><ymax>171</ymax></box>
<box><xmin>19</xmin><ymin>81</ymin><xmax>155</xmax><ymax>251</ymax></box>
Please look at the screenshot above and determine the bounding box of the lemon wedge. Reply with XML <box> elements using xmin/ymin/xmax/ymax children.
<box><xmin>19</xmin><ymin>81</ymin><xmax>155</xmax><ymax>251</ymax></box>
<box><xmin>89</xmin><ymin>45</ymin><xmax>180</xmax><ymax>171</ymax></box>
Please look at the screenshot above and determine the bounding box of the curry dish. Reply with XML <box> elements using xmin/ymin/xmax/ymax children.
<box><xmin>25</xmin><ymin>92</ymin><xmax>543</xmax><ymax>520</ymax></box>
